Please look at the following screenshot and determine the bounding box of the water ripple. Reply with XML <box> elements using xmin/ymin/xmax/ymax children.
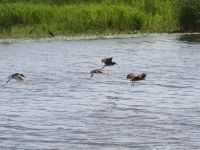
<box><xmin>0</xmin><ymin>34</ymin><xmax>200</xmax><ymax>150</ymax></box>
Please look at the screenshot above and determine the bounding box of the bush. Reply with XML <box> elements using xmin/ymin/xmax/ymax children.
<box><xmin>179</xmin><ymin>0</ymin><xmax>200</xmax><ymax>31</ymax></box>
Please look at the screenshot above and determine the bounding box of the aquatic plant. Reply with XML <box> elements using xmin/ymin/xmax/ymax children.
<box><xmin>0</xmin><ymin>0</ymin><xmax>197</xmax><ymax>38</ymax></box>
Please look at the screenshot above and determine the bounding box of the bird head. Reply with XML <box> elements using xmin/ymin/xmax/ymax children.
<box><xmin>141</xmin><ymin>73</ymin><xmax>146</xmax><ymax>80</ymax></box>
<box><xmin>127</xmin><ymin>74</ymin><xmax>131</xmax><ymax>79</ymax></box>
<box><xmin>112</xmin><ymin>62</ymin><xmax>117</xmax><ymax>65</ymax></box>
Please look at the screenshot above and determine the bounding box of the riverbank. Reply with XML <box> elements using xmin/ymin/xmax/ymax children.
<box><xmin>1</xmin><ymin>33</ymin><xmax>200</xmax><ymax>44</ymax></box>
<box><xmin>0</xmin><ymin>1</ymin><xmax>178</xmax><ymax>39</ymax></box>
<box><xmin>0</xmin><ymin>0</ymin><xmax>199</xmax><ymax>39</ymax></box>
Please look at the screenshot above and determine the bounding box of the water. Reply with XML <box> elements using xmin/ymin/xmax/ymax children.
<box><xmin>0</xmin><ymin>34</ymin><xmax>200</xmax><ymax>150</ymax></box>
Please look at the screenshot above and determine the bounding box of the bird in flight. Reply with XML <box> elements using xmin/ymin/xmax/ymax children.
<box><xmin>90</xmin><ymin>69</ymin><xmax>111</xmax><ymax>77</ymax></box>
<box><xmin>127</xmin><ymin>73</ymin><xmax>146</xmax><ymax>86</ymax></box>
<box><xmin>2</xmin><ymin>73</ymin><xmax>28</xmax><ymax>86</ymax></box>
<box><xmin>101</xmin><ymin>57</ymin><xmax>117</xmax><ymax>70</ymax></box>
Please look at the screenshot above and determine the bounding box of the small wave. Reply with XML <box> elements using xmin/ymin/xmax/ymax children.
<box><xmin>155</xmin><ymin>83</ymin><xmax>194</xmax><ymax>89</ymax></box>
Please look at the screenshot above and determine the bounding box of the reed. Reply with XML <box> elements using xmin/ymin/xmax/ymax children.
<box><xmin>0</xmin><ymin>0</ymin><xmax>187</xmax><ymax>38</ymax></box>
<box><xmin>177</xmin><ymin>0</ymin><xmax>200</xmax><ymax>31</ymax></box>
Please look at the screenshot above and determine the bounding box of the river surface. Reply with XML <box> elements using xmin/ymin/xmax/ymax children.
<box><xmin>0</xmin><ymin>34</ymin><xmax>200</xmax><ymax>150</ymax></box>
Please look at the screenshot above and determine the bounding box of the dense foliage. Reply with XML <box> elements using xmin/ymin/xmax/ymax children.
<box><xmin>0</xmin><ymin>0</ymin><xmax>199</xmax><ymax>38</ymax></box>
<box><xmin>178</xmin><ymin>0</ymin><xmax>200</xmax><ymax>31</ymax></box>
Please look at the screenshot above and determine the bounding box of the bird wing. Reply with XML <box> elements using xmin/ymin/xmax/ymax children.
<box><xmin>20</xmin><ymin>74</ymin><xmax>26</xmax><ymax>78</ymax></box>
<box><xmin>102</xmin><ymin>57</ymin><xmax>113</xmax><ymax>64</ymax></box>
<box><xmin>102</xmin><ymin>58</ymin><xmax>106</xmax><ymax>63</ymax></box>
<box><xmin>127</xmin><ymin>73</ymin><xmax>138</xmax><ymax>80</ymax></box>
<box><xmin>2</xmin><ymin>79</ymin><xmax>11</xmax><ymax>86</ymax></box>
<box><xmin>106</xmin><ymin>57</ymin><xmax>113</xmax><ymax>64</ymax></box>
<box><xmin>16</xmin><ymin>76</ymin><xmax>24</xmax><ymax>81</ymax></box>
<box><xmin>16</xmin><ymin>76</ymin><xmax>28</xmax><ymax>84</ymax></box>
<box><xmin>90</xmin><ymin>74</ymin><xmax>94</xmax><ymax>77</ymax></box>
<box><xmin>100</xmin><ymin>65</ymin><xmax>106</xmax><ymax>70</ymax></box>
<box><xmin>101</xmin><ymin>71</ymin><xmax>112</xmax><ymax>76</ymax></box>
<box><xmin>127</xmin><ymin>73</ymin><xmax>134</xmax><ymax>79</ymax></box>
<box><xmin>10</xmin><ymin>73</ymin><xmax>18</xmax><ymax>78</ymax></box>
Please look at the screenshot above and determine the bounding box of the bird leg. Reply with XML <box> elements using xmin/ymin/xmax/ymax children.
<box><xmin>131</xmin><ymin>81</ymin><xmax>134</xmax><ymax>87</ymax></box>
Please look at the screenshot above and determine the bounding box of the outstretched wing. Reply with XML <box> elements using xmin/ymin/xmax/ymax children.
<box><xmin>16</xmin><ymin>77</ymin><xmax>28</xmax><ymax>84</ymax></box>
<box><xmin>127</xmin><ymin>73</ymin><xmax>134</xmax><ymax>79</ymax></box>
<box><xmin>101</xmin><ymin>71</ymin><xmax>112</xmax><ymax>76</ymax></box>
<box><xmin>2</xmin><ymin>79</ymin><xmax>11</xmax><ymax>86</ymax></box>
<box><xmin>100</xmin><ymin>65</ymin><xmax>106</xmax><ymax>70</ymax></box>
<box><xmin>102</xmin><ymin>58</ymin><xmax>106</xmax><ymax>63</ymax></box>
<box><xmin>102</xmin><ymin>57</ymin><xmax>113</xmax><ymax>64</ymax></box>
<box><xmin>16</xmin><ymin>76</ymin><xmax>24</xmax><ymax>82</ymax></box>
<box><xmin>20</xmin><ymin>74</ymin><xmax>26</xmax><ymax>78</ymax></box>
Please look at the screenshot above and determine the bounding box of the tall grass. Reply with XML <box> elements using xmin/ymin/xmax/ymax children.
<box><xmin>177</xmin><ymin>0</ymin><xmax>200</xmax><ymax>31</ymax></box>
<box><xmin>0</xmin><ymin>0</ymin><xmax>181</xmax><ymax>38</ymax></box>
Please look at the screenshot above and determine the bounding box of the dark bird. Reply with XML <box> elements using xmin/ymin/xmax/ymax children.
<box><xmin>101</xmin><ymin>57</ymin><xmax>117</xmax><ymax>70</ymax></box>
<box><xmin>127</xmin><ymin>73</ymin><xmax>146</xmax><ymax>86</ymax></box>
<box><xmin>90</xmin><ymin>69</ymin><xmax>111</xmax><ymax>77</ymax></box>
<box><xmin>2</xmin><ymin>73</ymin><xmax>28</xmax><ymax>86</ymax></box>
<box><xmin>48</xmin><ymin>30</ymin><xmax>55</xmax><ymax>37</ymax></box>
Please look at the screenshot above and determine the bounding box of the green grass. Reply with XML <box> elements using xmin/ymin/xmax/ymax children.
<box><xmin>0</xmin><ymin>0</ymin><xmax>197</xmax><ymax>39</ymax></box>
<box><xmin>177</xmin><ymin>0</ymin><xmax>200</xmax><ymax>31</ymax></box>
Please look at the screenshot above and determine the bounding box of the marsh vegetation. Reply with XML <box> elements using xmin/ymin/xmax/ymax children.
<box><xmin>0</xmin><ymin>0</ymin><xmax>199</xmax><ymax>38</ymax></box>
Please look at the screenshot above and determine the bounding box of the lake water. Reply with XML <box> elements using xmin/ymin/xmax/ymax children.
<box><xmin>0</xmin><ymin>34</ymin><xmax>200</xmax><ymax>150</ymax></box>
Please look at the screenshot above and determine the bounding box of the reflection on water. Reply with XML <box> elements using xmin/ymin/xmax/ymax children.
<box><xmin>179</xmin><ymin>33</ymin><xmax>200</xmax><ymax>43</ymax></box>
<box><xmin>0</xmin><ymin>34</ymin><xmax>200</xmax><ymax>150</ymax></box>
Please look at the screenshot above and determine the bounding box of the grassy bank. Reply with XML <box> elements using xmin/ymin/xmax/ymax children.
<box><xmin>0</xmin><ymin>0</ymin><xmax>198</xmax><ymax>39</ymax></box>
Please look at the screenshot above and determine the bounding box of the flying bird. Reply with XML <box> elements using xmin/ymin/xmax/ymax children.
<box><xmin>90</xmin><ymin>69</ymin><xmax>111</xmax><ymax>77</ymax></box>
<box><xmin>101</xmin><ymin>57</ymin><xmax>117</xmax><ymax>70</ymax></box>
<box><xmin>2</xmin><ymin>73</ymin><xmax>28</xmax><ymax>86</ymax></box>
<box><xmin>127</xmin><ymin>73</ymin><xmax>146</xmax><ymax>86</ymax></box>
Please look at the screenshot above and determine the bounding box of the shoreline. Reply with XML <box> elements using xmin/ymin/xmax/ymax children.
<box><xmin>0</xmin><ymin>32</ymin><xmax>200</xmax><ymax>44</ymax></box>
<box><xmin>0</xmin><ymin>1</ymin><xmax>199</xmax><ymax>42</ymax></box>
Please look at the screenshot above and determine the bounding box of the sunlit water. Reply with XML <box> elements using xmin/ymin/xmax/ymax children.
<box><xmin>0</xmin><ymin>34</ymin><xmax>200</xmax><ymax>150</ymax></box>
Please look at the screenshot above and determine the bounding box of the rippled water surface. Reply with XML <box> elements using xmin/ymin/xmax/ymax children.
<box><xmin>0</xmin><ymin>34</ymin><xmax>200</xmax><ymax>150</ymax></box>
